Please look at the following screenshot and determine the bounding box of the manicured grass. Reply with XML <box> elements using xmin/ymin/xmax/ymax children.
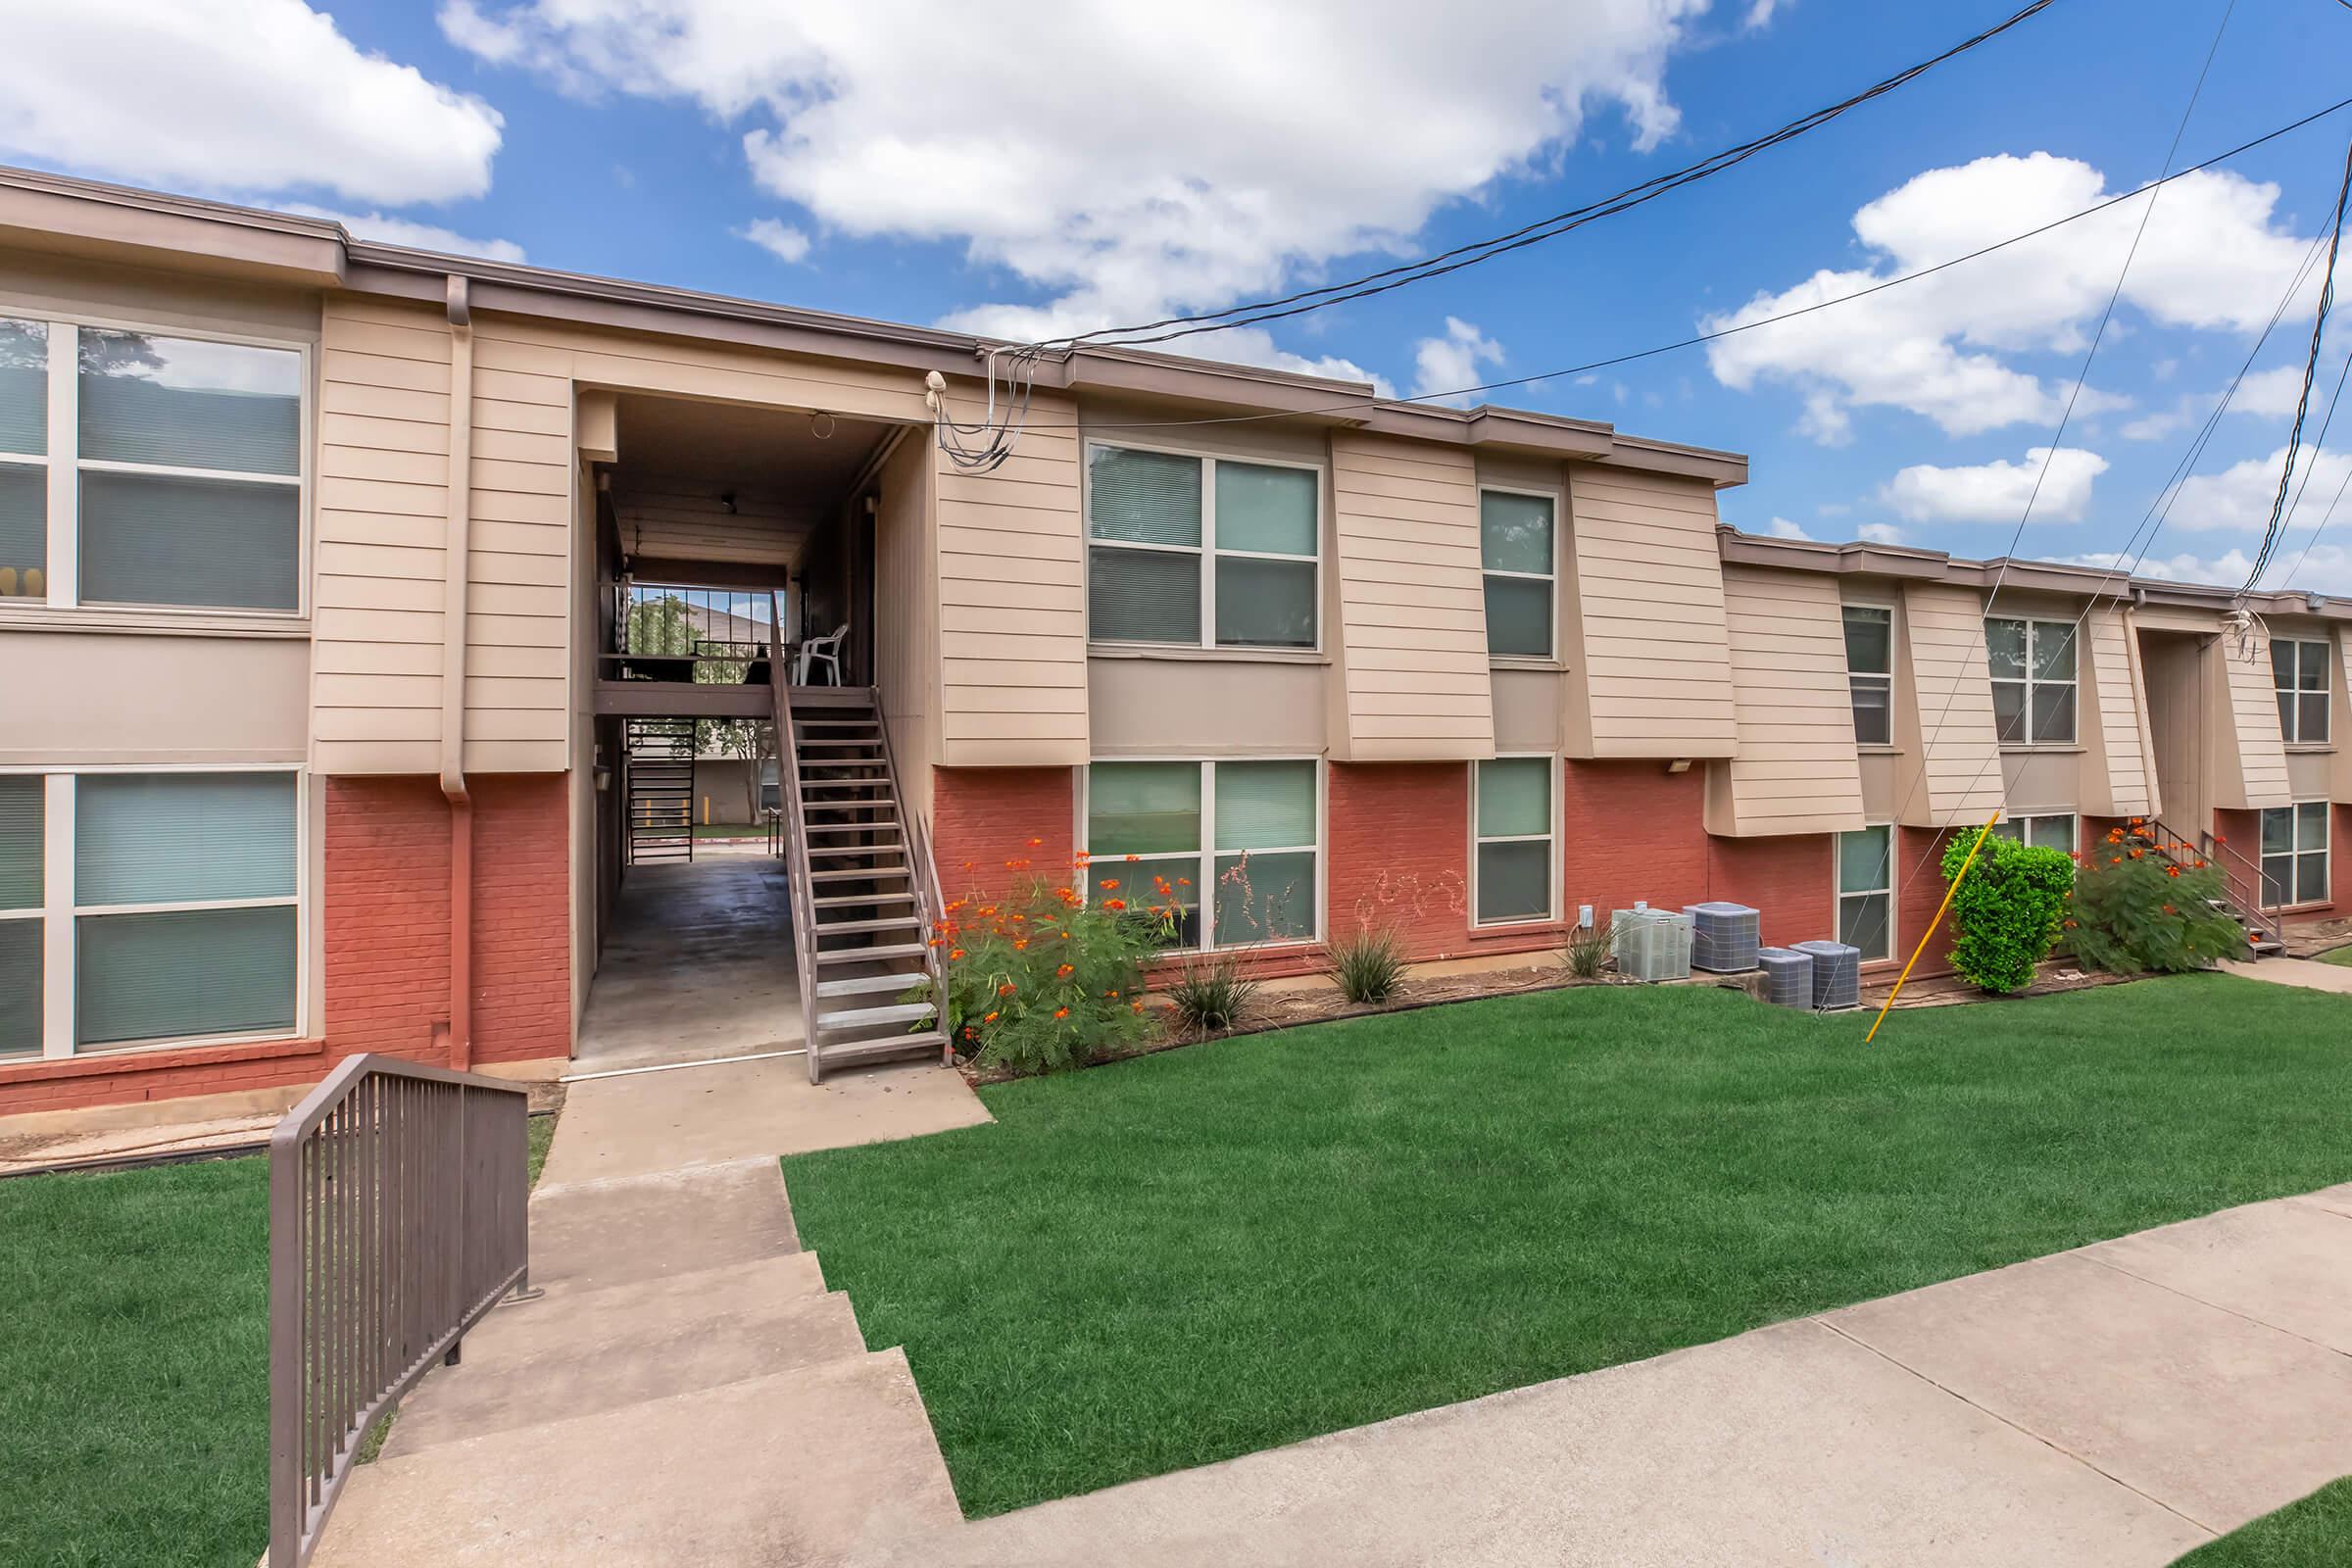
<box><xmin>783</xmin><ymin>975</ymin><xmax>2352</xmax><ymax>1518</ymax></box>
<box><xmin>0</xmin><ymin>1156</ymin><xmax>270</xmax><ymax>1567</ymax></box>
<box><xmin>526</xmin><ymin>1109</ymin><xmax>559</xmax><ymax>1186</ymax></box>
<box><xmin>2173</xmin><ymin>1478</ymin><xmax>2352</xmax><ymax>1564</ymax></box>
<box><xmin>2319</xmin><ymin>945</ymin><xmax>2352</xmax><ymax>967</ymax></box>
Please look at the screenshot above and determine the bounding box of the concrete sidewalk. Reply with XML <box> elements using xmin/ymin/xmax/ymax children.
<box><xmin>859</xmin><ymin>1185</ymin><xmax>2352</xmax><ymax>1567</ymax></box>
<box><xmin>2221</xmin><ymin>955</ymin><xmax>2352</xmax><ymax>996</ymax></box>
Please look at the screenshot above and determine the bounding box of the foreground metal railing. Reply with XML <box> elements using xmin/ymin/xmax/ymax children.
<box><xmin>874</xmin><ymin>714</ymin><xmax>954</xmax><ymax>1067</ymax></box>
<box><xmin>269</xmin><ymin>1055</ymin><xmax>530</xmax><ymax>1567</ymax></box>
<box><xmin>769</xmin><ymin>590</ymin><xmax>822</xmax><ymax>1083</ymax></box>
<box><xmin>2143</xmin><ymin>816</ymin><xmax>2284</xmax><ymax>950</ymax></box>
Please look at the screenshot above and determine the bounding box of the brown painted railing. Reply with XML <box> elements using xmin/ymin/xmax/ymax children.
<box><xmin>768</xmin><ymin>590</ymin><xmax>823</xmax><ymax>1082</ymax></box>
<box><xmin>268</xmin><ymin>1055</ymin><xmax>530</xmax><ymax>1567</ymax></box>
<box><xmin>2144</xmin><ymin>816</ymin><xmax>2283</xmax><ymax>949</ymax></box>
<box><xmin>873</xmin><ymin>713</ymin><xmax>953</xmax><ymax>1066</ymax></box>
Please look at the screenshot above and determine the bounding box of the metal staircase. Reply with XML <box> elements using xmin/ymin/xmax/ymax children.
<box><xmin>769</xmin><ymin>626</ymin><xmax>950</xmax><ymax>1082</ymax></box>
<box><xmin>624</xmin><ymin>717</ymin><xmax>696</xmax><ymax>865</ymax></box>
<box><xmin>2143</xmin><ymin>817</ymin><xmax>2286</xmax><ymax>956</ymax></box>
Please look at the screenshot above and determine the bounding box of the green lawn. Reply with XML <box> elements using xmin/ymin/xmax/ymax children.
<box><xmin>0</xmin><ymin>1156</ymin><xmax>270</xmax><ymax>1567</ymax></box>
<box><xmin>2319</xmin><ymin>945</ymin><xmax>2352</xmax><ymax>967</ymax></box>
<box><xmin>783</xmin><ymin>975</ymin><xmax>2352</xmax><ymax>1518</ymax></box>
<box><xmin>2173</xmin><ymin>1479</ymin><xmax>2352</xmax><ymax>1564</ymax></box>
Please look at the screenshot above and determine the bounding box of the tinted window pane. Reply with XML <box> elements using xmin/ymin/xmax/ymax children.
<box><xmin>2296</xmin><ymin>642</ymin><xmax>2327</xmax><ymax>690</ymax></box>
<box><xmin>1842</xmin><ymin>607</ymin><xmax>1891</xmax><ymax>674</ymax></box>
<box><xmin>1850</xmin><ymin>677</ymin><xmax>1891</xmax><ymax>745</ymax></box>
<box><xmin>0</xmin><ymin>318</ymin><xmax>45</xmax><ymax>456</ymax></box>
<box><xmin>2299</xmin><ymin>693</ymin><xmax>2328</xmax><ymax>745</ymax></box>
<box><xmin>76</xmin><ymin>772</ymin><xmax>298</xmax><ymax>906</ymax></box>
<box><xmin>1838</xmin><ymin>826</ymin><xmax>1890</xmax><ymax>896</ymax></box>
<box><xmin>2279</xmin><ymin>691</ymin><xmax>2300</xmax><ymax>742</ymax></box>
<box><xmin>2260</xmin><ymin>855</ymin><xmax>2293</xmax><ymax>907</ymax></box>
<box><xmin>2297</xmin><ymin>852</ymin><xmax>2329</xmax><ymax>906</ymax></box>
<box><xmin>1991</xmin><ymin>681</ymin><xmax>2028</xmax><ymax>743</ymax></box>
<box><xmin>1484</xmin><ymin>575</ymin><xmax>1551</xmax><ymax>659</ymax></box>
<box><xmin>76</xmin><ymin>905</ymin><xmax>297</xmax><ymax>1048</ymax></box>
<box><xmin>2031</xmin><ymin>619</ymin><xmax>2077</xmax><ymax>681</ymax></box>
<box><xmin>2273</xmin><ymin>638</ymin><xmax>2296</xmax><ymax>691</ymax></box>
<box><xmin>1117</xmin><ymin>855</ymin><xmax>1200</xmax><ymax>945</ymax></box>
<box><xmin>1087</xmin><ymin>446</ymin><xmax>1200</xmax><ymax>547</ymax></box>
<box><xmin>1087</xmin><ymin>762</ymin><xmax>1200</xmax><ymax>856</ymax></box>
<box><xmin>79</xmin><ymin>329</ymin><xmax>300</xmax><ymax>474</ymax></box>
<box><xmin>1480</xmin><ymin>491</ymin><xmax>1553</xmax><ymax>575</ymax></box>
<box><xmin>1989</xmin><ymin>820</ymin><xmax>2024</xmax><ymax>843</ymax></box>
<box><xmin>1478</xmin><ymin>757</ymin><xmax>1550</xmax><ymax>840</ymax></box>
<box><xmin>1213</xmin><ymin>850</ymin><xmax>1315</xmax><ymax>945</ymax></box>
<box><xmin>0</xmin><ymin>919</ymin><xmax>36</xmax><ymax>1057</ymax></box>
<box><xmin>0</xmin><ymin>775</ymin><xmax>38</xmax><ymax>910</ymax></box>
<box><xmin>1214</xmin><ymin>463</ymin><xmax>1316</xmax><ymax>557</ymax></box>
<box><xmin>1984</xmin><ymin>618</ymin><xmax>2027</xmax><ymax>680</ymax></box>
<box><xmin>0</xmin><ymin>463</ymin><xmax>41</xmax><ymax>600</ymax></box>
<box><xmin>1089</xmin><ymin>546</ymin><xmax>1200</xmax><ymax>644</ymax></box>
<box><xmin>1839</xmin><ymin>891</ymin><xmax>1890</xmax><ymax>961</ymax></box>
<box><xmin>1214</xmin><ymin>760</ymin><xmax>1315</xmax><ymax>851</ymax></box>
<box><xmin>80</xmin><ymin>470</ymin><xmax>299</xmax><ymax>610</ymax></box>
<box><xmin>2261</xmin><ymin>807</ymin><xmax>2295</xmax><ymax>857</ymax></box>
<box><xmin>2030</xmin><ymin>682</ymin><xmax>2076</xmax><ymax>745</ymax></box>
<box><xmin>2028</xmin><ymin>815</ymin><xmax>2076</xmax><ymax>853</ymax></box>
<box><xmin>1476</xmin><ymin>840</ymin><xmax>1550</xmax><ymax>923</ymax></box>
<box><xmin>1214</xmin><ymin>556</ymin><xmax>1315</xmax><ymax>648</ymax></box>
<box><xmin>2297</xmin><ymin>801</ymin><xmax>2328</xmax><ymax>851</ymax></box>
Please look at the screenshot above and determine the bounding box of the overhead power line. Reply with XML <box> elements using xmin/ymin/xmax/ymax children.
<box><xmin>1033</xmin><ymin>0</ymin><xmax>2063</xmax><ymax>354</ymax></box>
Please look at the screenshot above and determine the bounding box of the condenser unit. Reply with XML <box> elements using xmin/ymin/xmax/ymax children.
<box><xmin>1684</xmin><ymin>902</ymin><xmax>1760</xmax><ymax>973</ymax></box>
<box><xmin>1611</xmin><ymin>907</ymin><xmax>1693</xmax><ymax>982</ymax></box>
<box><xmin>1756</xmin><ymin>947</ymin><xmax>1813</xmax><ymax>1009</ymax></box>
<box><xmin>1790</xmin><ymin>940</ymin><xmax>1862</xmax><ymax>1010</ymax></box>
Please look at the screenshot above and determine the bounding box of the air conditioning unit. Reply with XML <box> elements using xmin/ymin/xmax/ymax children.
<box><xmin>1790</xmin><ymin>940</ymin><xmax>1862</xmax><ymax>1010</ymax></box>
<box><xmin>1756</xmin><ymin>947</ymin><xmax>1813</xmax><ymax>1008</ymax></box>
<box><xmin>1612</xmin><ymin>907</ymin><xmax>1693</xmax><ymax>982</ymax></box>
<box><xmin>1684</xmin><ymin>902</ymin><xmax>1760</xmax><ymax>973</ymax></box>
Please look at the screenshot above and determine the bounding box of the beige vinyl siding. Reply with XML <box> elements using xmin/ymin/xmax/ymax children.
<box><xmin>872</xmin><ymin>431</ymin><xmax>939</xmax><ymax>818</ymax></box>
<box><xmin>1893</xmin><ymin>582</ymin><xmax>2003</xmax><ymax>826</ymax></box>
<box><xmin>463</xmin><ymin>333</ymin><xmax>571</xmax><ymax>772</ymax></box>
<box><xmin>938</xmin><ymin>388</ymin><xmax>1086</xmax><ymax>764</ymax></box>
<box><xmin>313</xmin><ymin>299</ymin><xmax>451</xmax><ymax>774</ymax></box>
<box><xmin>1327</xmin><ymin>433</ymin><xmax>1494</xmax><ymax>760</ymax></box>
<box><xmin>2212</xmin><ymin>634</ymin><xmax>2292</xmax><ymax>808</ymax></box>
<box><xmin>2077</xmin><ymin>605</ymin><xmax>2158</xmax><ymax>817</ymax></box>
<box><xmin>1561</xmin><ymin>466</ymin><xmax>1735</xmax><ymax>759</ymax></box>
<box><xmin>1704</xmin><ymin>565</ymin><xmax>1864</xmax><ymax>835</ymax></box>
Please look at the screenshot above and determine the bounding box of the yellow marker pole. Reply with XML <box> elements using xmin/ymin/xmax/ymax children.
<box><xmin>1865</xmin><ymin>808</ymin><xmax>2003</xmax><ymax>1044</ymax></box>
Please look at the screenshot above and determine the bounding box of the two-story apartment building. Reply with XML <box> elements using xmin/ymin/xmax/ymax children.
<box><xmin>2</xmin><ymin>167</ymin><xmax>2344</xmax><ymax>1117</ymax></box>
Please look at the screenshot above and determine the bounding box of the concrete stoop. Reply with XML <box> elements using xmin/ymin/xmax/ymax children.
<box><xmin>314</xmin><ymin>1157</ymin><xmax>963</xmax><ymax>1567</ymax></box>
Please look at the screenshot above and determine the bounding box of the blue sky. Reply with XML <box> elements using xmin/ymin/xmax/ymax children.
<box><xmin>10</xmin><ymin>0</ymin><xmax>2352</xmax><ymax>589</ymax></box>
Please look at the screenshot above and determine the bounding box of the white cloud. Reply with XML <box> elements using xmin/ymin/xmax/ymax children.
<box><xmin>2049</xmin><ymin>544</ymin><xmax>2352</xmax><ymax>597</ymax></box>
<box><xmin>0</xmin><ymin>0</ymin><xmax>503</xmax><ymax>205</ymax></box>
<box><xmin>1705</xmin><ymin>153</ymin><xmax>2314</xmax><ymax>443</ymax></box>
<box><xmin>1881</xmin><ymin>446</ymin><xmax>2109</xmax><ymax>525</ymax></box>
<box><xmin>1856</xmin><ymin>522</ymin><xmax>1905</xmax><ymax>546</ymax></box>
<box><xmin>2230</xmin><ymin>365</ymin><xmax>2319</xmax><ymax>417</ymax></box>
<box><xmin>1410</xmin><ymin>318</ymin><xmax>1504</xmax><ymax>405</ymax></box>
<box><xmin>738</xmin><ymin>218</ymin><xmax>811</xmax><ymax>265</ymax></box>
<box><xmin>2169</xmin><ymin>444</ymin><xmax>2352</xmax><ymax>532</ymax></box>
<box><xmin>1766</xmin><ymin>516</ymin><xmax>1810</xmax><ymax>539</ymax></box>
<box><xmin>440</xmin><ymin>0</ymin><xmax>1707</xmax><ymax>365</ymax></box>
<box><xmin>1742</xmin><ymin>1</ymin><xmax>1785</xmax><ymax>28</ymax></box>
<box><xmin>274</xmin><ymin>204</ymin><xmax>524</xmax><ymax>263</ymax></box>
<box><xmin>2120</xmin><ymin>399</ymin><xmax>2199</xmax><ymax>442</ymax></box>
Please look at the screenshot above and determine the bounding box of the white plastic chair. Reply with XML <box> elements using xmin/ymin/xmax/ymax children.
<box><xmin>796</xmin><ymin>623</ymin><xmax>848</xmax><ymax>686</ymax></box>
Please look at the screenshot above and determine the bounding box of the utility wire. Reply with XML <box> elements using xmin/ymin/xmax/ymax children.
<box><xmin>2267</xmin><ymin>314</ymin><xmax>2352</xmax><ymax>582</ymax></box>
<box><xmin>2239</xmin><ymin>132</ymin><xmax>2352</xmax><ymax>590</ymax></box>
<box><xmin>1033</xmin><ymin>1</ymin><xmax>2063</xmax><ymax>353</ymax></box>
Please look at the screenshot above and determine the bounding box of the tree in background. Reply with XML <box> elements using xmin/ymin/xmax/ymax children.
<box><xmin>1939</xmin><ymin>833</ymin><xmax>2075</xmax><ymax>994</ymax></box>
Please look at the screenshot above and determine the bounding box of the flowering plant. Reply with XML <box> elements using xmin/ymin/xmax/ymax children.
<box><xmin>917</xmin><ymin>849</ymin><xmax>1180</xmax><ymax>1075</ymax></box>
<box><xmin>2064</xmin><ymin>822</ymin><xmax>2245</xmax><ymax>975</ymax></box>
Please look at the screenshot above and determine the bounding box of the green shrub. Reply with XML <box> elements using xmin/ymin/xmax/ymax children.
<box><xmin>926</xmin><ymin>863</ymin><xmax>1175</xmax><ymax>1075</ymax></box>
<box><xmin>1166</xmin><ymin>955</ymin><xmax>1258</xmax><ymax>1032</ymax></box>
<box><xmin>1939</xmin><ymin>832</ymin><xmax>2075</xmax><ymax>994</ymax></box>
<box><xmin>1562</xmin><ymin>918</ymin><xmax>1614</xmax><ymax>979</ymax></box>
<box><xmin>2066</xmin><ymin>825</ymin><xmax>2246</xmax><ymax>974</ymax></box>
<box><xmin>1327</xmin><ymin>925</ymin><xmax>1406</xmax><ymax>1004</ymax></box>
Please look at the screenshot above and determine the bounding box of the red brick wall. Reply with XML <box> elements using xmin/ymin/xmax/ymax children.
<box><xmin>1327</xmin><ymin>763</ymin><xmax>1471</xmax><ymax>954</ymax></box>
<box><xmin>932</xmin><ymin>766</ymin><xmax>1076</xmax><ymax>904</ymax></box>
<box><xmin>0</xmin><ymin>772</ymin><xmax>572</xmax><ymax>1118</ymax></box>
<box><xmin>2336</xmin><ymin>805</ymin><xmax>2351</xmax><ymax>912</ymax></box>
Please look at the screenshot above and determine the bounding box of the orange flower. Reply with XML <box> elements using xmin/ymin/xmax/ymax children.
<box><xmin>1013</xmin><ymin>938</ymin><xmax>1030</xmax><ymax>951</ymax></box>
<box><xmin>927</xmin><ymin>936</ymin><xmax>945</xmax><ymax>948</ymax></box>
<box><xmin>983</xmin><ymin>1010</ymin><xmax>1000</xmax><ymax>1023</ymax></box>
<box><xmin>2161</xmin><ymin>905</ymin><xmax>2177</xmax><ymax>915</ymax></box>
<box><xmin>1053</xmin><ymin>1006</ymin><xmax>1070</xmax><ymax>1020</ymax></box>
<box><xmin>1054</xmin><ymin>886</ymin><xmax>1075</xmax><ymax>899</ymax></box>
<box><xmin>1075</xmin><ymin>851</ymin><xmax>1093</xmax><ymax>864</ymax></box>
<box><xmin>2063</xmin><ymin>918</ymin><xmax>2078</xmax><ymax>928</ymax></box>
<box><xmin>1105</xmin><ymin>989</ymin><xmax>1120</xmax><ymax>999</ymax></box>
<box><xmin>950</xmin><ymin>948</ymin><xmax>966</xmax><ymax>960</ymax></box>
<box><xmin>1056</xmin><ymin>962</ymin><xmax>1075</xmax><ymax>979</ymax></box>
<box><xmin>1130</xmin><ymin>1000</ymin><xmax>1145</xmax><ymax>1013</ymax></box>
<box><xmin>1099</xmin><ymin>878</ymin><xmax>1120</xmax><ymax>891</ymax></box>
<box><xmin>1028</xmin><ymin>837</ymin><xmax>1043</xmax><ymax>848</ymax></box>
<box><xmin>2110</xmin><ymin>857</ymin><xmax>2122</xmax><ymax>865</ymax></box>
<box><xmin>2215</xmin><ymin>834</ymin><xmax>2228</xmax><ymax>846</ymax></box>
<box><xmin>2128</xmin><ymin>849</ymin><xmax>2143</xmax><ymax>859</ymax></box>
<box><xmin>998</xmin><ymin>982</ymin><xmax>1017</xmax><ymax>997</ymax></box>
<box><xmin>2193</xmin><ymin>859</ymin><xmax>2207</xmax><ymax>869</ymax></box>
<box><xmin>2164</xmin><ymin>867</ymin><xmax>2179</xmax><ymax>879</ymax></box>
<box><xmin>1178</xmin><ymin>877</ymin><xmax>1192</xmax><ymax>888</ymax></box>
<box><xmin>1102</xmin><ymin>898</ymin><xmax>1127</xmax><ymax>911</ymax></box>
<box><xmin>1124</xmin><ymin>853</ymin><xmax>1141</xmax><ymax>862</ymax></box>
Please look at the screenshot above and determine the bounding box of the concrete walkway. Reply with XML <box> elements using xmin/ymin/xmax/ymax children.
<box><xmin>856</xmin><ymin>1184</ymin><xmax>2352</xmax><ymax>1568</ymax></box>
<box><xmin>2220</xmin><ymin>955</ymin><xmax>2352</xmax><ymax>996</ymax></box>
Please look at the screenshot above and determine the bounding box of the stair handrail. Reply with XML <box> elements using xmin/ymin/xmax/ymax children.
<box><xmin>767</xmin><ymin>591</ymin><xmax>821</xmax><ymax>1081</ymax></box>
<box><xmin>2144</xmin><ymin>816</ymin><xmax>2283</xmax><ymax>948</ymax></box>
<box><xmin>869</xmin><ymin>696</ymin><xmax>954</xmax><ymax>1066</ymax></box>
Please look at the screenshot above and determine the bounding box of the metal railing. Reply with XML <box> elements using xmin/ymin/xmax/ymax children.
<box><xmin>874</xmin><ymin>712</ymin><xmax>954</xmax><ymax>1067</ymax></box>
<box><xmin>769</xmin><ymin>590</ymin><xmax>823</xmax><ymax>1084</ymax></box>
<box><xmin>2145</xmin><ymin>817</ymin><xmax>2284</xmax><ymax>949</ymax></box>
<box><xmin>607</xmin><ymin>583</ymin><xmax>782</xmax><ymax>686</ymax></box>
<box><xmin>269</xmin><ymin>1055</ymin><xmax>530</xmax><ymax>1567</ymax></box>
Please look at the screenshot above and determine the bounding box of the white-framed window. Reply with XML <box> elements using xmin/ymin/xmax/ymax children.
<box><xmin>1471</xmin><ymin>755</ymin><xmax>1555</xmax><ymax>925</ymax></box>
<box><xmin>2260</xmin><ymin>802</ymin><xmax>2330</xmax><ymax>907</ymax></box>
<box><xmin>1990</xmin><ymin>812</ymin><xmax>2078</xmax><ymax>854</ymax></box>
<box><xmin>2273</xmin><ymin>638</ymin><xmax>2331</xmax><ymax>745</ymax></box>
<box><xmin>0</xmin><ymin>312</ymin><xmax>306</xmax><ymax>613</ymax></box>
<box><xmin>1837</xmin><ymin>824</ymin><xmax>1893</xmax><ymax>961</ymax></box>
<box><xmin>1985</xmin><ymin>616</ymin><xmax>2078</xmax><ymax>745</ymax></box>
<box><xmin>1084</xmin><ymin>443</ymin><xmax>1319</xmax><ymax>651</ymax></box>
<box><xmin>0</xmin><ymin>767</ymin><xmax>304</xmax><ymax>1059</ymax></box>
<box><xmin>1082</xmin><ymin>758</ymin><xmax>1321</xmax><ymax>949</ymax></box>
<box><xmin>1843</xmin><ymin>604</ymin><xmax>1893</xmax><ymax>746</ymax></box>
<box><xmin>1481</xmin><ymin>489</ymin><xmax>1555</xmax><ymax>660</ymax></box>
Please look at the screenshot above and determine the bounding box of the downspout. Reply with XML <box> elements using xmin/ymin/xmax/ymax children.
<box><xmin>441</xmin><ymin>275</ymin><xmax>475</xmax><ymax>1069</ymax></box>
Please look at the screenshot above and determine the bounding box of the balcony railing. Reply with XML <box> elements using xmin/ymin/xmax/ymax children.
<box><xmin>605</xmin><ymin>583</ymin><xmax>780</xmax><ymax>686</ymax></box>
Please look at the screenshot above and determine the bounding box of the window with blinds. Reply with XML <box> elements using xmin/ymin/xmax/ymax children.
<box><xmin>1086</xmin><ymin>444</ymin><xmax>1319</xmax><ymax>650</ymax></box>
<box><xmin>1085</xmin><ymin>759</ymin><xmax>1320</xmax><ymax>949</ymax></box>
<box><xmin>0</xmin><ymin>775</ymin><xmax>40</xmax><ymax>1056</ymax></box>
<box><xmin>1473</xmin><ymin>756</ymin><xmax>1554</xmax><ymax>924</ymax></box>
<box><xmin>1480</xmin><ymin>491</ymin><xmax>1555</xmax><ymax>660</ymax></box>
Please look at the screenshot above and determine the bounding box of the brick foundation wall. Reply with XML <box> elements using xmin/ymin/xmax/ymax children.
<box><xmin>932</xmin><ymin>766</ymin><xmax>1076</xmax><ymax>904</ymax></box>
<box><xmin>0</xmin><ymin>772</ymin><xmax>572</xmax><ymax>1119</ymax></box>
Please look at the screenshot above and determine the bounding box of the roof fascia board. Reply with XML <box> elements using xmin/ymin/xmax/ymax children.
<box><xmin>0</xmin><ymin>173</ymin><xmax>343</xmax><ymax>287</ymax></box>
